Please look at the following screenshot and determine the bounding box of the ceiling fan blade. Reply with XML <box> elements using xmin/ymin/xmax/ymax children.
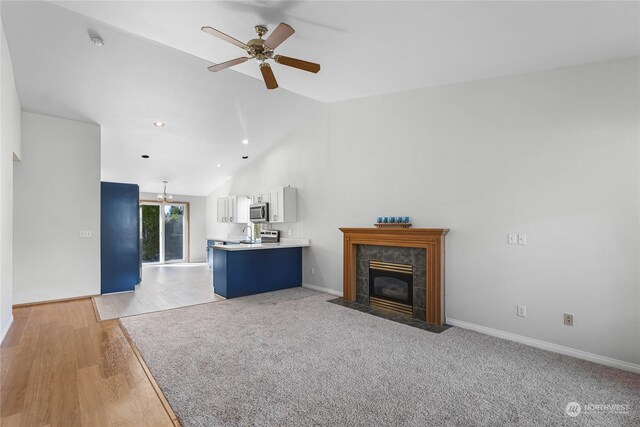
<box><xmin>207</xmin><ymin>57</ymin><xmax>249</xmax><ymax>72</ymax></box>
<box><xmin>274</xmin><ymin>55</ymin><xmax>320</xmax><ymax>74</ymax></box>
<box><xmin>264</xmin><ymin>22</ymin><xmax>295</xmax><ymax>49</ymax></box>
<box><xmin>259</xmin><ymin>63</ymin><xmax>278</xmax><ymax>90</ymax></box>
<box><xmin>201</xmin><ymin>26</ymin><xmax>247</xmax><ymax>49</ymax></box>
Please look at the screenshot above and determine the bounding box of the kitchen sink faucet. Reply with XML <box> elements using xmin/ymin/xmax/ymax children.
<box><xmin>242</xmin><ymin>225</ymin><xmax>253</xmax><ymax>241</ymax></box>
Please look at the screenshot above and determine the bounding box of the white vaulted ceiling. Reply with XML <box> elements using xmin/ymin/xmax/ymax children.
<box><xmin>2</xmin><ymin>1</ymin><xmax>639</xmax><ymax>195</ymax></box>
<box><xmin>54</xmin><ymin>0</ymin><xmax>640</xmax><ymax>102</ymax></box>
<box><xmin>1</xmin><ymin>1</ymin><xmax>323</xmax><ymax>195</ymax></box>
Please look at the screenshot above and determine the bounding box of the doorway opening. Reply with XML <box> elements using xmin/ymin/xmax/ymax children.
<box><xmin>140</xmin><ymin>202</ymin><xmax>189</xmax><ymax>264</ymax></box>
<box><xmin>92</xmin><ymin>201</ymin><xmax>220</xmax><ymax>321</ymax></box>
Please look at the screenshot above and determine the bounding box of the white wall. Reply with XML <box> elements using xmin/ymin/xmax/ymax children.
<box><xmin>0</xmin><ymin>19</ymin><xmax>21</xmax><ymax>341</ymax></box>
<box><xmin>207</xmin><ymin>58</ymin><xmax>640</xmax><ymax>366</ymax></box>
<box><xmin>205</xmin><ymin>112</ymin><xmax>328</xmax><ymax>243</ymax></box>
<box><xmin>140</xmin><ymin>192</ymin><xmax>207</xmax><ymax>262</ymax></box>
<box><xmin>13</xmin><ymin>112</ymin><xmax>100</xmax><ymax>304</ymax></box>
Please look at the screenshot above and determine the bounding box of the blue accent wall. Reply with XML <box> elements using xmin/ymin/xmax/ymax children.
<box><xmin>101</xmin><ymin>182</ymin><xmax>140</xmax><ymax>294</ymax></box>
<box><xmin>213</xmin><ymin>247</ymin><xmax>302</xmax><ymax>299</ymax></box>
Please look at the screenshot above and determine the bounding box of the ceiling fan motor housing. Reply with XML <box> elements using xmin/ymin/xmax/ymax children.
<box><xmin>246</xmin><ymin>38</ymin><xmax>273</xmax><ymax>60</ymax></box>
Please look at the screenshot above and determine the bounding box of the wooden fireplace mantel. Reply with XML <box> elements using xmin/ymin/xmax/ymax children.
<box><xmin>339</xmin><ymin>228</ymin><xmax>449</xmax><ymax>325</ymax></box>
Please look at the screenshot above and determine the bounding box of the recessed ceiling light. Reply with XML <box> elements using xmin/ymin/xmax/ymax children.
<box><xmin>90</xmin><ymin>36</ymin><xmax>104</xmax><ymax>47</ymax></box>
<box><xmin>242</xmin><ymin>156</ymin><xmax>249</xmax><ymax>159</ymax></box>
<box><xmin>242</xmin><ymin>139</ymin><xmax>249</xmax><ymax>145</ymax></box>
<box><xmin>153</xmin><ymin>121</ymin><xmax>165</xmax><ymax>127</ymax></box>
<box><xmin>141</xmin><ymin>154</ymin><xmax>150</xmax><ymax>159</ymax></box>
<box><xmin>217</xmin><ymin>163</ymin><xmax>223</xmax><ymax>168</ymax></box>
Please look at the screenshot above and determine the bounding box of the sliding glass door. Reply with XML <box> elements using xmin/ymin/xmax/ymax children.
<box><xmin>140</xmin><ymin>202</ymin><xmax>187</xmax><ymax>264</ymax></box>
<box><xmin>163</xmin><ymin>204</ymin><xmax>185</xmax><ymax>262</ymax></box>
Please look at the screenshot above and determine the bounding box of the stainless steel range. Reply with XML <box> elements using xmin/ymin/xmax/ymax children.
<box><xmin>259</xmin><ymin>230</ymin><xmax>280</xmax><ymax>243</ymax></box>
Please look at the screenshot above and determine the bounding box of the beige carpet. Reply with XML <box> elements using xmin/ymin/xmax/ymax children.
<box><xmin>122</xmin><ymin>288</ymin><xmax>640</xmax><ymax>426</ymax></box>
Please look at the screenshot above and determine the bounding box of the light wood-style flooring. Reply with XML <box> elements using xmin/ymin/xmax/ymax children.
<box><xmin>93</xmin><ymin>263</ymin><xmax>223</xmax><ymax>320</ymax></box>
<box><xmin>0</xmin><ymin>298</ymin><xmax>178</xmax><ymax>426</ymax></box>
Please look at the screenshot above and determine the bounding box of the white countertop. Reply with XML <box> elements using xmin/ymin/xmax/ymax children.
<box><xmin>209</xmin><ymin>237</ymin><xmax>310</xmax><ymax>251</ymax></box>
<box><xmin>207</xmin><ymin>236</ymin><xmax>248</xmax><ymax>244</ymax></box>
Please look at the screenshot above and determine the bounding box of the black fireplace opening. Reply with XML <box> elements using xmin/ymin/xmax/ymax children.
<box><xmin>369</xmin><ymin>261</ymin><xmax>413</xmax><ymax>314</ymax></box>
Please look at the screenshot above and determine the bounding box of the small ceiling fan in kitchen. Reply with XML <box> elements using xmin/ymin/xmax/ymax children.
<box><xmin>201</xmin><ymin>22</ymin><xmax>320</xmax><ymax>90</ymax></box>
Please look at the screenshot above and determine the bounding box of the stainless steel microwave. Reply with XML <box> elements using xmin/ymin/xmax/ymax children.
<box><xmin>249</xmin><ymin>202</ymin><xmax>269</xmax><ymax>223</ymax></box>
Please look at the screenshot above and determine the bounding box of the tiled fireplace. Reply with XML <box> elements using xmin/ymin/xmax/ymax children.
<box><xmin>340</xmin><ymin>228</ymin><xmax>449</xmax><ymax>325</ymax></box>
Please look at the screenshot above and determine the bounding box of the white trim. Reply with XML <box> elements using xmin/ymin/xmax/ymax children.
<box><xmin>302</xmin><ymin>283</ymin><xmax>343</xmax><ymax>297</ymax></box>
<box><xmin>1</xmin><ymin>315</ymin><xmax>14</xmax><ymax>343</ymax></box>
<box><xmin>100</xmin><ymin>290</ymin><xmax>135</xmax><ymax>296</ymax></box>
<box><xmin>446</xmin><ymin>318</ymin><xmax>640</xmax><ymax>374</ymax></box>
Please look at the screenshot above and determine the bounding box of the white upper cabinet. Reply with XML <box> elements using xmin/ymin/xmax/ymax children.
<box><xmin>252</xmin><ymin>193</ymin><xmax>268</xmax><ymax>204</ymax></box>
<box><xmin>234</xmin><ymin>196</ymin><xmax>250</xmax><ymax>223</ymax></box>
<box><xmin>216</xmin><ymin>197</ymin><xmax>227</xmax><ymax>223</ymax></box>
<box><xmin>268</xmin><ymin>186</ymin><xmax>297</xmax><ymax>223</ymax></box>
<box><xmin>217</xmin><ymin>195</ymin><xmax>250</xmax><ymax>223</ymax></box>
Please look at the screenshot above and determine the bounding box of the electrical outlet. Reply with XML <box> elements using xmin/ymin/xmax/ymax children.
<box><xmin>287</xmin><ymin>229</ymin><xmax>293</xmax><ymax>237</ymax></box>
<box><xmin>564</xmin><ymin>313</ymin><xmax>574</xmax><ymax>326</ymax></box>
<box><xmin>79</xmin><ymin>231</ymin><xmax>92</xmax><ymax>238</ymax></box>
<box><xmin>517</xmin><ymin>305</ymin><xmax>526</xmax><ymax>317</ymax></box>
<box><xmin>518</xmin><ymin>234</ymin><xmax>527</xmax><ymax>245</ymax></box>
<box><xmin>508</xmin><ymin>234</ymin><xmax>517</xmax><ymax>244</ymax></box>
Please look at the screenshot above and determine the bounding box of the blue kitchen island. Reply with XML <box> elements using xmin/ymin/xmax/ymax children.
<box><xmin>212</xmin><ymin>240</ymin><xmax>309</xmax><ymax>299</ymax></box>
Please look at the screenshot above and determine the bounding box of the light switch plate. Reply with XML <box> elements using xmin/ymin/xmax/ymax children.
<box><xmin>517</xmin><ymin>305</ymin><xmax>526</xmax><ymax>317</ymax></box>
<box><xmin>508</xmin><ymin>234</ymin><xmax>517</xmax><ymax>244</ymax></box>
<box><xmin>518</xmin><ymin>234</ymin><xmax>527</xmax><ymax>245</ymax></box>
<box><xmin>79</xmin><ymin>231</ymin><xmax>92</xmax><ymax>238</ymax></box>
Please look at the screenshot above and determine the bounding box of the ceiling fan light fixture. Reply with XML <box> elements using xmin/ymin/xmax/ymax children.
<box><xmin>242</xmin><ymin>139</ymin><xmax>249</xmax><ymax>145</ymax></box>
<box><xmin>201</xmin><ymin>22</ymin><xmax>319</xmax><ymax>90</ymax></box>
<box><xmin>153</xmin><ymin>121</ymin><xmax>165</xmax><ymax>127</ymax></box>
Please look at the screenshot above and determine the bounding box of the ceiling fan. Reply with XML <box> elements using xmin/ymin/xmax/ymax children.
<box><xmin>201</xmin><ymin>23</ymin><xmax>320</xmax><ymax>90</ymax></box>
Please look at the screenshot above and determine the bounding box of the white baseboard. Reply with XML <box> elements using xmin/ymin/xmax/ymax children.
<box><xmin>1</xmin><ymin>315</ymin><xmax>14</xmax><ymax>344</ymax></box>
<box><xmin>302</xmin><ymin>283</ymin><xmax>343</xmax><ymax>297</ymax></box>
<box><xmin>446</xmin><ymin>318</ymin><xmax>640</xmax><ymax>374</ymax></box>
